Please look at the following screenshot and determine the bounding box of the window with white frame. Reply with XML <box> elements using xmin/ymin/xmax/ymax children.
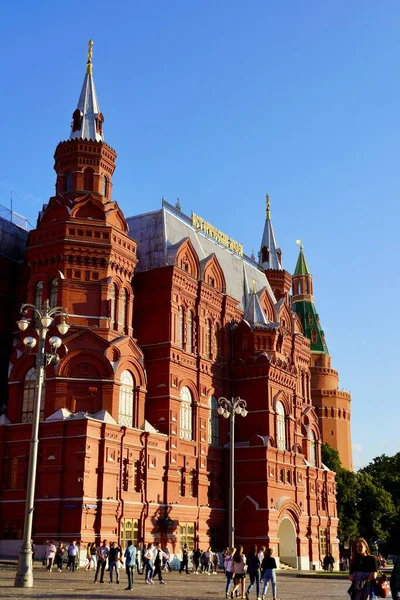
<box><xmin>118</xmin><ymin>370</ymin><xmax>134</xmax><ymax>426</ymax></box>
<box><xmin>208</xmin><ymin>395</ymin><xmax>219</xmax><ymax>446</ymax></box>
<box><xmin>180</xmin><ymin>386</ymin><xmax>193</xmax><ymax>440</ymax></box>
<box><xmin>22</xmin><ymin>367</ymin><xmax>45</xmax><ymax>423</ymax></box>
<box><xmin>276</xmin><ymin>400</ymin><xmax>286</xmax><ymax>450</ymax></box>
<box><xmin>309</xmin><ymin>430</ymin><xmax>316</xmax><ymax>466</ymax></box>
<box><xmin>34</xmin><ymin>281</ymin><xmax>43</xmax><ymax>308</ymax></box>
<box><xmin>110</xmin><ymin>284</ymin><xmax>117</xmax><ymax>326</ymax></box>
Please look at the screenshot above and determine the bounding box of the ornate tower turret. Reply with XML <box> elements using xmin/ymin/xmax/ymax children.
<box><xmin>259</xmin><ymin>195</ymin><xmax>292</xmax><ymax>300</ymax></box>
<box><xmin>292</xmin><ymin>243</ymin><xmax>353</xmax><ymax>470</ymax></box>
<box><xmin>54</xmin><ymin>40</ymin><xmax>116</xmax><ymax>200</ymax></box>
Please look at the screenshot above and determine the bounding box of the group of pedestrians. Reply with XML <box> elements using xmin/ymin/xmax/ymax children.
<box><xmin>43</xmin><ymin>540</ymin><xmax>80</xmax><ymax>572</ymax></box>
<box><xmin>224</xmin><ymin>545</ymin><xmax>278</xmax><ymax>600</ymax></box>
<box><xmin>191</xmin><ymin>546</ymin><xmax>220</xmax><ymax>574</ymax></box>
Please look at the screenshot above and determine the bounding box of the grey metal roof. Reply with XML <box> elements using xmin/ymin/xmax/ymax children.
<box><xmin>127</xmin><ymin>201</ymin><xmax>276</xmax><ymax>312</ymax></box>
<box><xmin>69</xmin><ymin>69</ymin><xmax>103</xmax><ymax>142</ymax></box>
<box><xmin>258</xmin><ymin>198</ymin><xmax>283</xmax><ymax>271</ymax></box>
<box><xmin>243</xmin><ymin>290</ymin><xmax>270</xmax><ymax>326</ymax></box>
<box><xmin>0</xmin><ymin>216</ymin><xmax>28</xmax><ymax>261</ymax></box>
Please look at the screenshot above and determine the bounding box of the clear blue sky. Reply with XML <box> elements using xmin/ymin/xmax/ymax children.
<box><xmin>0</xmin><ymin>1</ymin><xmax>398</xmax><ymax>470</ymax></box>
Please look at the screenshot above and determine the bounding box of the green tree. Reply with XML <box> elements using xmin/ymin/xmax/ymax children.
<box><xmin>321</xmin><ymin>443</ymin><xmax>342</xmax><ymax>473</ymax></box>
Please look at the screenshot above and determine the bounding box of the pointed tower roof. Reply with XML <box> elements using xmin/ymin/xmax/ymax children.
<box><xmin>243</xmin><ymin>278</ymin><xmax>269</xmax><ymax>326</ymax></box>
<box><xmin>258</xmin><ymin>194</ymin><xmax>283</xmax><ymax>271</ymax></box>
<box><xmin>292</xmin><ymin>242</ymin><xmax>328</xmax><ymax>354</ymax></box>
<box><xmin>294</xmin><ymin>241</ymin><xmax>310</xmax><ymax>275</ymax></box>
<box><xmin>70</xmin><ymin>40</ymin><xmax>104</xmax><ymax>142</ymax></box>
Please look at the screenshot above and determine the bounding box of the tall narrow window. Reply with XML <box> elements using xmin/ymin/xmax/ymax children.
<box><xmin>205</xmin><ymin>319</ymin><xmax>211</xmax><ymax>358</ymax></box>
<box><xmin>214</xmin><ymin>323</ymin><xmax>219</xmax><ymax>357</ymax></box>
<box><xmin>101</xmin><ymin>175</ymin><xmax>109</xmax><ymax>198</ymax></box>
<box><xmin>50</xmin><ymin>278</ymin><xmax>58</xmax><ymax>308</ymax></box>
<box><xmin>83</xmin><ymin>168</ymin><xmax>94</xmax><ymax>191</ymax></box>
<box><xmin>118</xmin><ymin>370</ymin><xmax>134</xmax><ymax>427</ymax></box>
<box><xmin>119</xmin><ymin>289</ymin><xmax>127</xmax><ymax>329</ymax></box>
<box><xmin>208</xmin><ymin>395</ymin><xmax>220</xmax><ymax>446</ymax></box>
<box><xmin>179</xmin><ymin>523</ymin><xmax>195</xmax><ymax>550</ymax></box>
<box><xmin>276</xmin><ymin>400</ymin><xmax>286</xmax><ymax>451</ymax></box>
<box><xmin>110</xmin><ymin>284</ymin><xmax>117</xmax><ymax>327</ymax></box>
<box><xmin>311</xmin><ymin>329</ymin><xmax>317</xmax><ymax>344</ymax></box>
<box><xmin>180</xmin><ymin>386</ymin><xmax>193</xmax><ymax>441</ymax></box>
<box><xmin>309</xmin><ymin>430</ymin><xmax>316</xmax><ymax>466</ymax></box>
<box><xmin>65</xmin><ymin>171</ymin><xmax>72</xmax><ymax>192</ymax></box>
<box><xmin>177</xmin><ymin>306</ymin><xmax>184</xmax><ymax>348</ymax></box>
<box><xmin>22</xmin><ymin>367</ymin><xmax>45</xmax><ymax>423</ymax></box>
<box><xmin>34</xmin><ymin>281</ymin><xmax>43</xmax><ymax>308</ymax></box>
<box><xmin>186</xmin><ymin>311</ymin><xmax>193</xmax><ymax>353</ymax></box>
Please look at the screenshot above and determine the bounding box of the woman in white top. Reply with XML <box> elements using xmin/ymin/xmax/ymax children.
<box><xmin>231</xmin><ymin>545</ymin><xmax>247</xmax><ymax>599</ymax></box>
<box><xmin>224</xmin><ymin>547</ymin><xmax>236</xmax><ymax>598</ymax></box>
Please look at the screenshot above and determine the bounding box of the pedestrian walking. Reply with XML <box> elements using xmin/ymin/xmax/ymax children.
<box><xmin>124</xmin><ymin>539</ymin><xmax>137</xmax><ymax>590</ymax></box>
<box><xmin>143</xmin><ymin>542</ymin><xmax>154</xmax><ymax>584</ymax></box>
<box><xmin>348</xmin><ymin>538</ymin><xmax>378</xmax><ymax>600</ymax></box>
<box><xmin>163</xmin><ymin>546</ymin><xmax>172</xmax><ymax>571</ymax></box>
<box><xmin>55</xmin><ymin>543</ymin><xmax>65</xmax><ymax>572</ymax></box>
<box><xmin>180</xmin><ymin>543</ymin><xmax>190</xmax><ymax>574</ymax></box>
<box><xmin>94</xmin><ymin>539</ymin><xmax>109</xmax><ymax>584</ymax></box>
<box><xmin>231</xmin><ymin>545</ymin><xmax>247</xmax><ymax>599</ymax></box>
<box><xmin>224</xmin><ymin>547</ymin><xmax>235</xmax><ymax>598</ymax></box>
<box><xmin>213</xmin><ymin>549</ymin><xmax>219</xmax><ymax>574</ymax></box>
<box><xmin>261</xmin><ymin>548</ymin><xmax>278</xmax><ymax>600</ymax></box>
<box><xmin>87</xmin><ymin>542</ymin><xmax>97</xmax><ymax>570</ymax></box>
<box><xmin>193</xmin><ymin>547</ymin><xmax>202</xmax><ymax>574</ymax></box>
<box><xmin>45</xmin><ymin>541</ymin><xmax>56</xmax><ymax>572</ymax></box>
<box><xmin>153</xmin><ymin>542</ymin><xmax>166</xmax><ymax>584</ymax></box>
<box><xmin>67</xmin><ymin>540</ymin><xmax>79</xmax><ymax>572</ymax></box>
<box><xmin>246</xmin><ymin>544</ymin><xmax>261</xmax><ymax>599</ymax></box>
<box><xmin>108</xmin><ymin>541</ymin><xmax>122</xmax><ymax>584</ymax></box>
<box><xmin>136</xmin><ymin>543</ymin><xmax>143</xmax><ymax>574</ymax></box>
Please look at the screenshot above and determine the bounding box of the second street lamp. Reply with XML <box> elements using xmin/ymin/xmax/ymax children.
<box><xmin>217</xmin><ymin>396</ymin><xmax>248</xmax><ymax>549</ymax></box>
<box><xmin>14</xmin><ymin>300</ymin><xmax>69</xmax><ymax>589</ymax></box>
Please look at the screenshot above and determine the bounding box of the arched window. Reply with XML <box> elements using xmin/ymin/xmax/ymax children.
<box><xmin>205</xmin><ymin>319</ymin><xmax>211</xmax><ymax>358</ymax></box>
<box><xmin>119</xmin><ymin>289</ymin><xmax>127</xmax><ymax>329</ymax></box>
<box><xmin>276</xmin><ymin>400</ymin><xmax>286</xmax><ymax>451</ymax></box>
<box><xmin>180</xmin><ymin>386</ymin><xmax>193</xmax><ymax>441</ymax></box>
<box><xmin>118</xmin><ymin>370</ymin><xmax>134</xmax><ymax>427</ymax></box>
<box><xmin>22</xmin><ymin>367</ymin><xmax>45</xmax><ymax>423</ymax></box>
<box><xmin>83</xmin><ymin>168</ymin><xmax>94</xmax><ymax>191</ymax></box>
<box><xmin>188</xmin><ymin>470</ymin><xmax>196</xmax><ymax>497</ymax></box>
<box><xmin>34</xmin><ymin>281</ymin><xmax>43</xmax><ymax>308</ymax></box>
<box><xmin>186</xmin><ymin>311</ymin><xmax>193</xmax><ymax>353</ymax></box>
<box><xmin>311</xmin><ymin>329</ymin><xmax>317</xmax><ymax>344</ymax></box>
<box><xmin>101</xmin><ymin>175</ymin><xmax>109</xmax><ymax>198</ymax></box>
<box><xmin>50</xmin><ymin>278</ymin><xmax>58</xmax><ymax>308</ymax></box>
<box><xmin>309</xmin><ymin>430</ymin><xmax>316</xmax><ymax>466</ymax></box>
<box><xmin>65</xmin><ymin>171</ymin><xmax>72</xmax><ymax>192</ymax></box>
<box><xmin>208</xmin><ymin>395</ymin><xmax>219</xmax><ymax>446</ymax></box>
<box><xmin>177</xmin><ymin>306</ymin><xmax>184</xmax><ymax>348</ymax></box>
<box><xmin>110</xmin><ymin>284</ymin><xmax>117</xmax><ymax>327</ymax></box>
<box><xmin>214</xmin><ymin>323</ymin><xmax>219</xmax><ymax>357</ymax></box>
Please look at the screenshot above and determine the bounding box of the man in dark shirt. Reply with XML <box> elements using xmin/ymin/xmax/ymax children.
<box><xmin>109</xmin><ymin>541</ymin><xmax>122</xmax><ymax>584</ymax></box>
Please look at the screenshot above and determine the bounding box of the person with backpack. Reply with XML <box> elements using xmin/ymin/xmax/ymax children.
<box><xmin>246</xmin><ymin>544</ymin><xmax>261</xmax><ymax>599</ymax></box>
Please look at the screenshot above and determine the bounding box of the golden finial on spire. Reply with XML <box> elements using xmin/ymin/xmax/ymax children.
<box><xmin>86</xmin><ymin>40</ymin><xmax>94</xmax><ymax>75</ymax></box>
<box><xmin>296</xmin><ymin>239</ymin><xmax>303</xmax><ymax>250</ymax></box>
<box><xmin>252</xmin><ymin>278</ymin><xmax>256</xmax><ymax>294</ymax></box>
<box><xmin>266</xmin><ymin>194</ymin><xmax>270</xmax><ymax>220</ymax></box>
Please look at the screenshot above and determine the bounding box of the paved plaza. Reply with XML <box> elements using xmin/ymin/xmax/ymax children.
<box><xmin>0</xmin><ymin>563</ymin><xmax>353</xmax><ymax>600</ymax></box>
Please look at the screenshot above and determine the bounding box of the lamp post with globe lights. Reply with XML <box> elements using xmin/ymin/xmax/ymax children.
<box><xmin>217</xmin><ymin>396</ymin><xmax>248</xmax><ymax>549</ymax></box>
<box><xmin>14</xmin><ymin>300</ymin><xmax>69</xmax><ymax>589</ymax></box>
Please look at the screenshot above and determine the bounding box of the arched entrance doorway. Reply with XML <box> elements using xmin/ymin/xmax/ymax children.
<box><xmin>278</xmin><ymin>517</ymin><xmax>297</xmax><ymax>568</ymax></box>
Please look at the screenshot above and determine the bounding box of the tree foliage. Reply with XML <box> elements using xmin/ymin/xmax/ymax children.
<box><xmin>322</xmin><ymin>444</ymin><xmax>399</xmax><ymax>552</ymax></box>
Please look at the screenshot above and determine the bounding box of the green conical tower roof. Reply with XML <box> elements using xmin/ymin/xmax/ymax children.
<box><xmin>292</xmin><ymin>243</ymin><xmax>328</xmax><ymax>354</ymax></box>
<box><xmin>294</xmin><ymin>244</ymin><xmax>310</xmax><ymax>276</ymax></box>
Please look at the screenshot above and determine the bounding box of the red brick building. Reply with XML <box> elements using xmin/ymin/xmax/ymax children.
<box><xmin>0</xmin><ymin>47</ymin><xmax>352</xmax><ymax>568</ymax></box>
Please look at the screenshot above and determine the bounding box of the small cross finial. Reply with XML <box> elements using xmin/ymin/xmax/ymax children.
<box><xmin>296</xmin><ymin>239</ymin><xmax>303</xmax><ymax>250</ymax></box>
<box><xmin>86</xmin><ymin>40</ymin><xmax>94</xmax><ymax>75</ymax></box>
<box><xmin>266</xmin><ymin>194</ymin><xmax>270</xmax><ymax>220</ymax></box>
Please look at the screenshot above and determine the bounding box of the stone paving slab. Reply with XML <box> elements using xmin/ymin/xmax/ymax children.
<box><xmin>0</xmin><ymin>564</ymin><xmax>354</xmax><ymax>600</ymax></box>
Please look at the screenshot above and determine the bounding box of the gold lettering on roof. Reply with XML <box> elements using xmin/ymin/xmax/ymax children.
<box><xmin>191</xmin><ymin>213</ymin><xmax>243</xmax><ymax>257</ymax></box>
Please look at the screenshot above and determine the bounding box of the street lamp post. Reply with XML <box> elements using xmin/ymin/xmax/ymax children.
<box><xmin>217</xmin><ymin>396</ymin><xmax>248</xmax><ymax>549</ymax></box>
<box><xmin>14</xmin><ymin>300</ymin><xmax>69</xmax><ymax>588</ymax></box>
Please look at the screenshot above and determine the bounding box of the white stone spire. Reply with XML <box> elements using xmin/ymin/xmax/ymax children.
<box><xmin>70</xmin><ymin>40</ymin><xmax>104</xmax><ymax>142</ymax></box>
<box><xmin>258</xmin><ymin>194</ymin><xmax>283</xmax><ymax>270</ymax></box>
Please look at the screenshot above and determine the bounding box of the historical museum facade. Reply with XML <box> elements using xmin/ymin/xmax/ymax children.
<box><xmin>0</xmin><ymin>47</ymin><xmax>352</xmax><ymax>569</ymax></box>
